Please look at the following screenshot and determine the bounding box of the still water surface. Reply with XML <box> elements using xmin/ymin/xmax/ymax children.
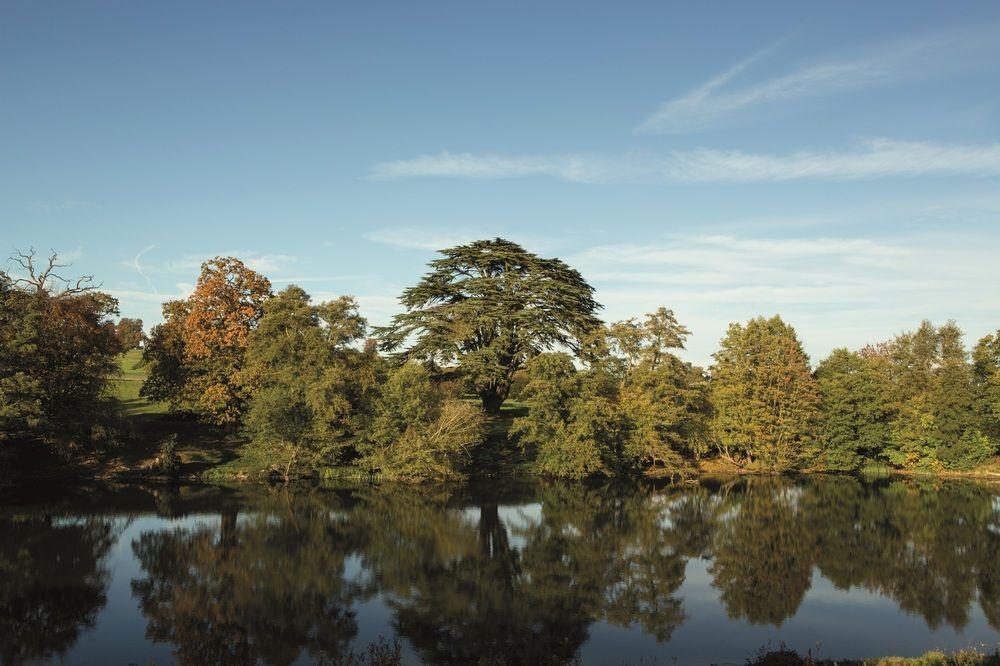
<box><xmin>2</xmin><ymin>477</ymin><xmax>1000</xmax><ymax>665</ymax></box>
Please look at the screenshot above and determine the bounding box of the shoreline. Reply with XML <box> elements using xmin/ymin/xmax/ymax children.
<box><xmin>7</xmin><ymin>447</ymin><xmax>1000</xmax><ymax>486</ymax></box>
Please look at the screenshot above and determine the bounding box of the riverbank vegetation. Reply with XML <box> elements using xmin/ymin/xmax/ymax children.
<box><xmin>2</xmin><ymin>239</ymin><xmax>999</xmax><ymax>482</ymax></box>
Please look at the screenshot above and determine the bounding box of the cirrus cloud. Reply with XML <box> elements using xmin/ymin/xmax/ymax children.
<box><xmin>370</xmin><ymin>139</ymin><xmax>1000</xmax><ymax>184</ymax></box>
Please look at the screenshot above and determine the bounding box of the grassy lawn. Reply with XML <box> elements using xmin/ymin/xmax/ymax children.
<box><xmin>111</xmin><ymin>348</ymin><xmax>169</xmax><ymax>416</ymax></box>
<box><xmin>86</xmin><ymin>349</ymin><xmax>242</xmax><ymax>479</ymax></box>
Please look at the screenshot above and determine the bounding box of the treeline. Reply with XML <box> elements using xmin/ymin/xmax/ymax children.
<box><xmin>2</xmin><ymin>239</ymin><xmax>999</xmax><ymax>480</ymax></box>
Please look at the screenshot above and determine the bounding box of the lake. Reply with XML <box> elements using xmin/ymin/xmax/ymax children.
<box><xmin>2</xmin><ymin>476</ymin><xmax>999</xmax><ymax>664</ymax></box>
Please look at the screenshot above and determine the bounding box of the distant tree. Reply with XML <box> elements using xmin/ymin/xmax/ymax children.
<box><xmin>141</xmin><ymin>257</ymin><xmax>271</xmax><ymax>425</ymax></box>
<box><xmin>973</xmin><ymin>329</ymin><xmax>1000</xmax><ymax>446</ymax></box>
<box><xmin>140</xmin><ymin>300</ymin><xmax>191</xmax><ymax>411</ymax></box>
<box><xmin>815</xmin><ymin>348</ymin><xmax>892</xmax><ymax>471</ymax></box>
<box><xmin>240</xmin><ymin>286</ymin><xmax>377</xmax><ymax>480</ymax></box>
<box><xmin>0</xmin><ymin>249</ymin><xmax>123</xmax><ymax>452</ymax></box>
<box><xmin>883</xmin><ymin>321</ymin><xmax>993</xmax><ymax>470</ymax></box>
<box><xmin>114</xmin><ymin>317</ymin><xmax>144</xmax><ymax>351</ymax></box>
<box><xmin>709</xmin><ymin>316</ymin><xmax>820</xmax><ymax>472</ymax></box>
<box><xmin>376</xmin><ymin>238</ymin><xmax>601</xmax><ymax>416</ymax></box>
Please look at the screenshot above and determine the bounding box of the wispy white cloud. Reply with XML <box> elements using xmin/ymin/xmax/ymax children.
<box><xmin>243</xmin><ymin>254</ymin><xmax>298</xmax><ymax>274</ymax></box>
<box><xmin>638</xmin><ymin>24</ymin><xmax>1000</xmax><ymax>133</ymax></box>
<box><xmin>363</xmin><ymin>226</ymin><xmax>559</xmax><ymax>255</ymax></box>
<box><xmin>664</xmin><ymin>139</ymin><xmax>1000</xmax><ymax>182</ymax></box>
<box><xmin>106</xmin><ymin>288</ymin><xmax>186</xmax><ymax>305</ymax></box>
<box><xmin>573</xmin><ymin>232</ymin><xmax>1000</xmax><ymax>365</ymax></box>
<box><xmin>160</xmin><ymin>252</ymin><xmax>299</xmax><ymax>276</ymax></box>
<box><xmin>270</xmin><ymin>275</ymin><xmax>367</xmax><ymax>284</ymax></box>
<box><xmin>371</xmin><ymin>139</ymin><xmax>1000</xmax><ymax>184</ymax></box>
<box><xmin>369</xmin><ymin>152</ymin><xmax>625</xmax><ymax>183</ymax></box>
<box><xmin>57</xmin><ymin>246</ymin><xmax>85</xmax><ymax>263</ymax></box>
<box><xmin>363</xmin><ymin>227</ymin><xmax>481</xmax><ymax>251</ymax></box>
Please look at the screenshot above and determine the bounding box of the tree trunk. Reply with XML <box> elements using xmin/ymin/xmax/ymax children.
<box><xmin>480</xmin><ymin>391</ymin><xmax>504</xmax><ymax>417</ymax></box>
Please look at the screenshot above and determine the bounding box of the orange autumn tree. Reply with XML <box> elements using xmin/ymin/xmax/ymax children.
<box><xmin>142</xmin><ymin>257</ymin><xmax>271</xmax><ymax>425</ymax></box>
<box><xmin>184</xmin><ymin>257</ymin><xmax>272</xmax><ymax>425</ymax></box>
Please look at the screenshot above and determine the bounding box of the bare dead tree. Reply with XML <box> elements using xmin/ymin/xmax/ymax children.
<box><xmin>3</xmin><ymin>247</ymin><xmax>101</xmax><ymax>297</ymax></box>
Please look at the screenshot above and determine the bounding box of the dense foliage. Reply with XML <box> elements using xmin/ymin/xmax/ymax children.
<box><xmin>359</xmin><ymin>363</ymin><xmax>485</xmax><ymax>481</ymax></box>
<box><xmin>974</xmin><ymin>330</ymin><xmax>1000</xmax><ymax>443</ymax></box>
<box><xmin>3</xmin><ymin>241</ymin><xmax>998</xmax><ymax>481</ymax></box>
<box><xmin>0</xmin><ymin>250</ymin><xmax>124</xmax><ymax>454</ymax></box>
<box><xmin>376</xmin><ymin>238</ymin><xmax>602</xmax><ymax>415</ymax></box>
<box><xmin>878</xmin><ymin>321</ymin><xmax>993</xmax><ymax>470</ymax></box>
<box><xmin>142</xmin><ymin>257</ymin><xmax>273</xmax><ymax>426</ymax></box>
<box><xmin>240</xmin><ymin>286</ymin><xmax>378</xmax><ymax>480</ymax></box>
<box><xmin>814</xmin><ymin>348</ymin><xmax>891</xmax><ymax>471</ymax></box>
<box><xmin>709</xmin><ymin>316</ymin><xmax>821</xmax><ymax>472</ymax></box>
<box><xmin>512</xmin><ymin>308</ymin><xmax>709</xmax><ymax>479</ymax></box>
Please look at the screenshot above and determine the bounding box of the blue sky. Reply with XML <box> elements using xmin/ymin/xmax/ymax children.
<box><xmin>3</xmin><ymin>1</ymin><xmax>999</xmax><ymax>365</ymax></box>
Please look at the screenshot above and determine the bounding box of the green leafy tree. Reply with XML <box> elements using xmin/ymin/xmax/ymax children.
<box><xmin>513</xmin><ymin>309</ymin><xmax>708</xmax><ymax>479</ymax></box>
<box><xmin>114</xmin><ymin>317</ymin><xmax>144</xmax><ymax>350</ymax></box>
<box><xmin>883</xmin><ymin>321</ymin><xmax>993</xmax><ymax>470</ymax></box>
<box><xmin>511</xmin><ymin>353</ymin><xmax>613</xmax><ymax>479</ymax></box>
<box><xmin>140</xmin><ymin>300</ymin><xmax>191</xmax><ymax>411</ymax></box>
<box><xmin>605</xmin><ymin>308</ymin><xmax>711</xmax><ymax>468</ymax></box>
<box><xmin>376</xmin><ymin>238</ymin><xmax>601</xmax><ymax>415</ymax></box>
<box><xmin>815</xmin><ymin>348</ymin><xmax>892</xmax><ymax>471</ymax></box>
<box><xmin>360</xmin><ymin>363</ymin><xmax>485</xmax><ymax>481</ymax></box>
<box><xmin>240</xmin><ymin>286</ymin><xmax>376</xmax><ymax>480</ymax></box>
<box><xmin>973</xmin><ymin>329</ymin><xmax>1000</xmax><ymax>446</ymax></box>
<box><xmin>709</xmin><ymin>316</ymin><xmax>820</xmax><ymax>472</ymax></box>
<box><xmin>0</xmin><ymin>249</ymin><xmax>123</xmax><ymax>453</ymax></box>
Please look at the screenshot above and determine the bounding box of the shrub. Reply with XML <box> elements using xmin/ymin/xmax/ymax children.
<box><xmin>157</xmin><ymin>434</ymin><xmax>179</xmax><ymax>478</ymax></box>
<box><xmin>360</xmin><ymin>363</ymin><xmax>485</xmax><ymax>481</ymax></box>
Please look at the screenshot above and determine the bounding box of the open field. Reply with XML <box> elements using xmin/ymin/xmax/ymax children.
<box><xmin>111</xmin><ymin>349</ymin><xmax>169</xmax><ymax>416</ymax></box>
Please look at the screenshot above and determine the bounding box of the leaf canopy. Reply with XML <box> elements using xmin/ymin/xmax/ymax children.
<box><xmin>377</xmin><ymin>238</ymin><xmax>602</xmax><ymax>412</ymax></box>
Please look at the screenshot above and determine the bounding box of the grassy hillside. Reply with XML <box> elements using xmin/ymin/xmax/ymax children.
<box><xmin>111</xmin><ymin>349</ymin><xmax>168</xmax><ymax>416</ymax></box>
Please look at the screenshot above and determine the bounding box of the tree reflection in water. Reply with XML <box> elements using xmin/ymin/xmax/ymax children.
<box><xmin>709</xmin><ymin>480</ymin><xmax>815</xmax><ymax>626</ymax></box>
<box><xmin>4</xmin><ymin>477</ymin><xmax>999</xmax><ymax>665</ymax></box>
<box><xmin>0</xmin><ymin>515</ymin><xmax>120</xmax><ymax>665</ymax></box>
<box><xmin>130</xmin><ymin>493</ymin><xmax>373</xmax><ymax>665</ymax></box>
<box><xmin>125</xmin><ymin>480</ymin><xmax>1000</xmax><ymax>664</ymax></box>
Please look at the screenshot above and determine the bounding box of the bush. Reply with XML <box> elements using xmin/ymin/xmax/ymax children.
<box><xmin>360</xmin><ymin>363</ymin><xmax>485</xmax><ymax>481</ymax></box>
<box><xmin>157</xmin><ymin>434</ymin><xmax>179</xmax><ymax>478</ymax></box>
<box><xmin>365</xmin><ymin>400</ymin><xmax>484</xmax><ymax>482</ymax></box>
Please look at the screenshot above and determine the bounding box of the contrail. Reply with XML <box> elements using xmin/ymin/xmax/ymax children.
<box><xmin>130</xmin><ymin>243</ymin><xmax>158</xmax><ymax>294</ymax></box>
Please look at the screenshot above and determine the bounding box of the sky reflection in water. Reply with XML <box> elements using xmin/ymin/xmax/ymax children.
<box><xmin>1</xmin><ymin>477</ymin><xmax>999</xmax><ymax>665</ymax></box>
